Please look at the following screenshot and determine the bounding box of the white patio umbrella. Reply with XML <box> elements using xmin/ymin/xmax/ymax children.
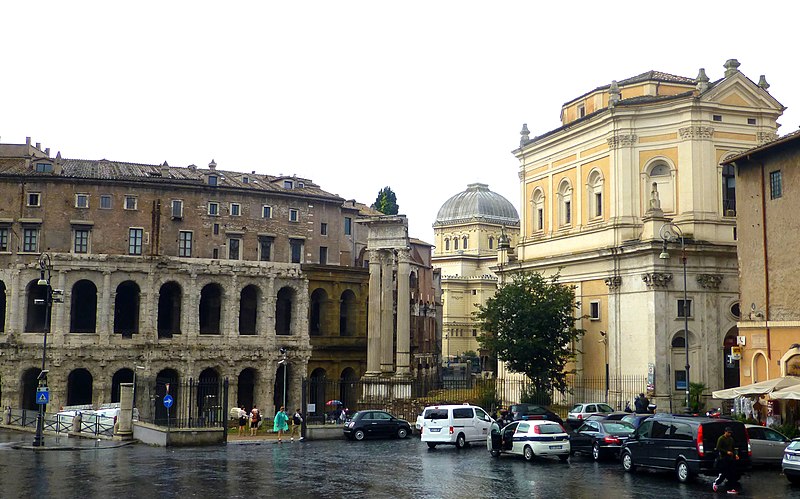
<box><xmin>712</xmin><ymin>375</ymin><xmax>800</xmax><ymax>399</ymax></box>
<box><xmin>769</xmin><ymin>385</ymin><xmax>800</xmax><ymax>400</ymax></box>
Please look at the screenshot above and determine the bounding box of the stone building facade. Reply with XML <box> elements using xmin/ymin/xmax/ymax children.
<box><xmin>0</xmin><ymin>138</ymin><xmax>369</xmax><ymax>418</ymax></box>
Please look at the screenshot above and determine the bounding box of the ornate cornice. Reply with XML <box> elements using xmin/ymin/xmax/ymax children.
<box><xmin>607</xmin><ymin>134</ymin><xmax>637</xmax><ymax>149</ymax></box>
<box><xmin>678</xmin><ymin>126</ymin><xmax>714</xmax><ymax>140</ymax></box>
<box><xmin>642</xmin><ymin>272</ymin><xmax>672</xmax><ymax>287</ymax></box>
<box><xmin>697</xmin><ymin>273</ymin><xmax>723</xmax><ymax>289</ymax></box>
<box><xmin>757</xmin><ymin>131</ymin><xmax>778</xmax><ymax>145</ymax></box>
<box><xmin>604</xmin><ymin>276</ymin><xmax>622</xmax><ymax>289</ymax></box>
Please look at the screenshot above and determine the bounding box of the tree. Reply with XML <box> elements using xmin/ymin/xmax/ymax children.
<box><xmin>475</xmin><ymin>272</ymin><xmax>584</xmax><ymax>400</ymax></box>
<box><xmin>372</xmin><ymin>186</ymin><xmax>399</xmax><ymax>215</ymax></box>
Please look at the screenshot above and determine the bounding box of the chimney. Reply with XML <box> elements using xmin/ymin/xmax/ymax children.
<box><xmin>188</xmin><ymin>164</ymin><xmax>197</xmax><ymax>171</ymax></box>
<box><xmin>45</xmin><ymin>148</ymin><xmax>50</xmax><ymax>156</ymax></box>
<box><xmin>26</xmin><ymin>137</ymin><xmax>31</xmax><ymax>146</ymax></box>
<box><xmin>209</xmin><ymin>159</ymin><xmax>217</xmax><ymax>170</ymax></box>
<box><xmin>35</xmin><ymin>142</ymin><xmax>41</xmax><ymax>150</ymax></box>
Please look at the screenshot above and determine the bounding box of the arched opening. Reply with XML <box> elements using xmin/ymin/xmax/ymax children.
<box><xmin>339</xmin><ymin>290</ymin><xmax>357</xmax><ymax>337</ymax></box>
<box><xmin>786</xmin><ymin>354</ymin><xmax>800</xmax><ymax>376</ymax></box>
<box><xmin>670</xmin><ymin>331</ymin><xmax>699</xmax><ymax>395</ymax></box>
<box><xmin>722</xmin><ymin>163</ymin><xmax>736</xmax><ymax>216</ymax></box>
<box><xmin>309</xmin><ymin>288</ymin><xmax>328</xmax><ymax>336</ymax></box>
<box><xmin>0</xmin><ymin>281</ymin><xmax>6</xmax><ymax>332</ymax></box>
<box><xmin>557</xmin><ymin>179</ymin><xmax>573</xmax><ymax>227</ymax></box>
<box><xmin>70</xmin><ymin>279</ymin><xmax>97</xmax><ymax>333</ymax></box>
<box><xmin>67</xmin><ymin>368</ymin><xmax>93</xmax><ymax>406</ymax></box>
<box><xmin>197</xmin><ymin>368</ymin><xmax>220</xmax><ymax>425</ymax></box>
<box><xmin>532</xmin><ymin>188</ymin><xmax>545</xmax><ymax>233</ymax></box>
<box><xmin>114</xmin><ymin>281</ymin><xmax>140</xmax><ymax>336</ymax></box>
<box><xmin>587</xmin><ymin>169</ymin><xmax>604</xmax><ymax>219</ymax></box>
<box><xmin>20</xmin><ymin>368</ymin><xmax>41</xmax><ymax>410</ymax></box>
<box><xmin>723</xmin><ymin>329</ymin><xmax>740</xmax><ymax>389</ymax></box>
<box><xmin>462</xmin><ymin>236</ymin><xmax>468</xmax><ymax>249</ymax></box>
<box><xmin>238</xmin><ymin>285</ymin><xmax>259</xmax><ymax>335</ymax></box>
<box><xmin>409</xmin><ymin>271</ymin><xmax>418</xmax><ymax>291</ymax></box>
<box><xmin>445</xmin><ymin>238</ymin><xmax>450</xmax><ymax>251</ymax></box>
<box><xmin>24</xmin><ymin>280</ymin><xmax>50</xmax><ymax>333</ymax></box>
<box><xmin>647</xmin><ymin>161</ymin><xmax>674</xmax><ymax>213</ymax></box>
<box><xmin>155</xmin><ymin>369</ymin><xmax>180</xmax><ymax>425</ymax></box>
<box><xmin>276</xmin><ymin>287</ymin><xmax>293</xmax><ymax>335</ymax></box>
<box><xmin>112</xmin><ymin>368</ymin><xmax>134</xmax><ymax>403</ymax></box>
<box><xmin>238</xmin><ymin>368</ymin><xmax>257</xmax><ymax>410</ymax></box>
<box><xmin>199</xmin><ymin>283</ymin><xmax>222</xmax><ymax>335</ymax></box>
<box><xmin>340</xmin><ymin>368</ymin><xmax>358</xmax><ymax>409</ymax></box>
<box><xmin>157</xmin><ymin>282</ymin><xmax>182</xmax><ymax>338</ymax></box>
<box><xmin>753</xmin><ymin>353</ymin><xmax>768</xmax><ymax>383</ymax></box>
<box><xmin>274</xmin><ymin>363</ymin><xmax>292</xmax><ymax>413</ymax></box>
<box><xmin>309</xmin><ymin>368</ymin><xmax>327</xmax><ymax>419</ymax></box>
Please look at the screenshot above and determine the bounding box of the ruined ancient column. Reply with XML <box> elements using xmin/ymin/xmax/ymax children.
<box><xmin>395</xmin><ymin>248</ymin><xmax>411</xmax><ymax>377</ymax></box>
<box><xmin>116</xmin><ymin>382</ymin><xmax>134</xmax><ymax>438</ymax></box>
<box><xmin>380</xmin><ymin>251</ymin><xmax>395</xmax><ymax>374</ymax></box>
<box><xmin>366</xmin><ymin>250</ymin><xmax>382</xmax><ymax>376</ymax></box>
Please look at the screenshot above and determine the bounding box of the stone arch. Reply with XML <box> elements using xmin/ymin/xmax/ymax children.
<box><xmin>275</xmin><ymin>286</ymin><xmax>294</xmax><ymax>335</ymax></box>
<box><xmin>340</xmin><ymin>367</ymin><xmax>358</xmax><ymax>409</ymax></box>
<box><xmin>586</xmin><ymin>168</ymin><xmax>604</xmax><ymax>219</ymax></box>
<box><xmin>239</xmin><ymin>284</ymin><xmax>260</xmax><ymax>335</ymax></box>
<box><xmin>199</xmin><ymin>283</ymin><xmax>223</xmax><ymax>335</ymax></box>
<box><xmin>24</xmin><ymin>279</ymin><xmax>49</xmax><ymax>333</ymax></box>
<box><xmin>114</xmin><ymin>280</ymin><xmax>140</xmax><ymax>336</ymax></box>
<box><xmin>339</xmin><ymin>289</ymin><xmax>357</xmax><ymax>337</ymax></box>
<box><xmin>781</xmin><ymin>347</ymin><xmax>800</xmax><ymax>376</ymax></box>
<box><xmin>0</xmin><ymin>280</ymin><xmax>6</xmax><ymax>332</ymax></box>
<box><xmin>309</xmin><ymin>288</ymin><xmax>328</xmax><ymax>336</ymax></box>
<box><xmin>67</xmin><ymin>368</ymin><xmax>93</xmax><ymax>406</ymax></box>
<box><xmin>20</xmin><ymin>368</ymin><xmax>41</xmax><ymax>410</ymax></box>
<box><xmin>309</xmin><ymin>367</ymin><xmax>327</xmax><ymax>418</ymax></box>
<box><xmin>70</xmin><ymin>279</ymin><xmax>98</xmax><ymax>333</ymax></box>
<box><xmin>112</xmin><ymin>368</ymin><xmax>134</xmax><ymax>403</ymax></box>
<box><xmin>642</xmin><ymin>158</ymin><xmax>676</xmax><ymax>214</ymax></box>
<box><xmin>531</xmin><ymin>187</ymin><xmax>545</xmax><ymax>233</ymax></box>
<box><xmin>155</xmin><ymin>368</ymin><xmax>180</xmax><ymax>424</ymax></box>
<box><xmin>157</xmin><ymin>281</ymin><xmax>182</xmax><ymax>338</ymax></box>
<box><xmin>237</xmin><ymin>368</ymin><xmax>257</xmax><ymax>410</ymax></box>
<box><xmin>197</xmin><ymin>367</ymin><xmax>221</xmax><ymax>423</ymax></box>
<box><xmin>274</xmin><ymin>362</ymin><xmax>293</xmax><ymax>413</ymax></box>
<box><xmin>556</xmin><ymin>178</ymin><xmax>573</xmax><ymax>227</ymax></box>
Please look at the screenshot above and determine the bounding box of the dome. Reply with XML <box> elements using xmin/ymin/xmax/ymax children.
<box><xmin>434</xmin><ymin>183</ymin><xmax>519</xmax><ymax>226</ymax></box>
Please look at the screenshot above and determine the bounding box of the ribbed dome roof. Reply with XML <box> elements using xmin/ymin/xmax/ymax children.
<box><xmin>434</xmin><ymin>183</ymin><xmax>519</xmax><ymax>226</ymax></box>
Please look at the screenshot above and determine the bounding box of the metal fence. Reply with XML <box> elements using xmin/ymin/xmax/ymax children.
<box><xmin>137</xmin><ymin>377</ymin><xmax>229</xmax><ymax>429</ymax></box>
<box><xmin>5</xmin><ymin>408</ymin><xmax>115</xmax><ymax>437</ymax></box>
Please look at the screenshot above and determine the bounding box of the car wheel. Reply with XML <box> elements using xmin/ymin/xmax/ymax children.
<box><xmin>675</xmin><ymin>460</ymin><xmax>692</xmax><ymax>483</ymax></box>
<box><xmin>354</xmin><ymin>429</ymin><xmax>365</xmax><ymax>441</ymax></box>
<box><xmin>490</xmin><ymin>449</ymin><xmax>500</xmax><ymax>458</ymax></box>
<box><xmin>426</xmin><ymin>442</ymin><xmax>437</xmax><ymax>449</ymax></box>
<box><xmin>455</xmin><ymin>433</ymin><xmax>467</xmax><ymax>449</ymax></box>
<box><xmin>592</xmin><ymin>442</ymin><xmax>602</xmax><ymax>461</ymax></box>
<box><xmin>559</xmin><ymin>454</ymin><xmax>569</xmax><ymax>462</ymax></box>
<box><xmin>621</xmin><ymin>451</ymin><xmax>636</xmax><ymax>472</ymax></box>
<box><xmin>787</xmin><ymin>474</ymin><xmax>800</xmax><ymax>485</ymax></box>
<box><xmin>524</xmin><ymin>445</ymin><xmax>535</xmax><ymax>462</ymax></box>
<box><xmin>397</xmin><ymin>427</ymin><xmax>408</xmax><ymax>439</ymax></box>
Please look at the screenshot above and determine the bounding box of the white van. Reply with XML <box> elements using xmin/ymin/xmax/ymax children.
<box><xmin>420</xmin><ymin>404</ymin><xmax>494</xmax><ymax>449</ymax></box>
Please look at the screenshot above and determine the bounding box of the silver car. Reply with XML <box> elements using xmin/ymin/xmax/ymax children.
<box><xmin>783</xmin><ymin>438</ymin><xmax>800</xmax><ymax>485</ymax></box>
<box><xmin>566</xmin><ymin>402</ymin><xmax>614</xmax><ymax>429</ymax></box>
<box><xmin>745</xmin><ymin>424</ymin><xmax>790</xmax><ymax>466</ymax></box>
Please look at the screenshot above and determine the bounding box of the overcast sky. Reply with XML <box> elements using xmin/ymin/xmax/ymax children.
<box><xmin>4</xmin><ymin>1</ymin><xmax>797</xmax><ymax>244</ymax></box>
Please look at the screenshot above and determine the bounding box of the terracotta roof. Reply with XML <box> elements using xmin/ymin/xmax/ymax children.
<box><xmin>721</xmin><ymin>129</ymin><xmax>800</xmax><ymax>164</ymax></box>
<box><xmin>563</xmin><ymin>70</ymin><xmax>696</xmax><ymax>107</ymax></box>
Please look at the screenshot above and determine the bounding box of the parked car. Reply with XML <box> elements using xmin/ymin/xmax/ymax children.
<box><xmin>620</xmin><ymin>415</ymin><xmax>752</xmax><ymax>483</ymax></box>
<box><xmin>620</xmin><ymin>413</ymin><xmax>652</xmax><ymax>430</ymax></box>
<box><xmin>782</xmin><ymin>438</ymin><xmax>800</xmax><ymax>484</ymax></box>
<box><xmin>421</xmin><ymin>404</ymin><xmax>494</xmax><ymax>449</ymax></box>
<box><xmin>487</xmin><ymin>420</ymin><xmax>570</xmax><ymax>462</ymax></box>
<box><xmin>566</xmin><ymin>403</ymin><xmax>614</xmax><ymax>429</ymax></box>
<box><xmin>570</xmin><ymin>420</ymin><xmax>635</xmax><ymax>460</ymax></box>
<box><xmin>585</xmin><ymin>412</ymin><xmax>630</xmax><ymax>422</ymax></box>
<box><xmin>508</xmin><ymin>403</ymin><xmax>564</xmax><ymax>425</ymax></box>
<box><xmin>745</xmin><ymin>424</ymin><xmax>791</xmax><ymax>466</ymax></box>
<box><xmin>343</xmin><ymin>410</ymin><xmax>411</xmax><ymax>441</ymax></box>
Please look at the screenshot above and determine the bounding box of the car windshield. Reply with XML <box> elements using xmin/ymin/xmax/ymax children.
<box><xmin>424</xmin><ymin>409</ymin><xmax>449</xmax><ymax>420</ymax></box>
<box><xmin>604</xmin><ymin>422</ymin><xmax>635</xmax><ymax>434</ymax></box>
<box><xmin>787</xmin><ymin>440</ymin><xmax>800</xmax><ymax>451</ymax></box>
<box><xmin>537</xmin><ymin>424</ymin><xmax>564</xmax><ymax>434</ymax></box>
<box><xmin>597</xmin><ymin>404</ymin><xmax>614</xmax><ymax>412</ymax></box>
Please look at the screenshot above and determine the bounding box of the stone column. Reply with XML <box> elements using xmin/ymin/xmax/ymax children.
<box><xmin>100</xmin><ymin>270</ymin><xmax>112</xmax><ymax>338</ymax></box>
<box><xmin>365</xmin><ymin>250</ymin><xmax>382</xmax><ymax>376</ymax></box>
<box><xmin>380</xmin><ymin>251</ymin><xmax>395</xmax><ymax>374</ymax></box>
<box><xmin>395</xmin><ymin>249</ymin><xmax>411</xmax><ymax>377</ymax></box>
<box><xmin>115</xmin><ymin>382</ymin><xmax>133</xmax><ymax>439</ymax></box>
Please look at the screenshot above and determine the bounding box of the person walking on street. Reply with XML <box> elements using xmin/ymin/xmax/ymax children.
<box><xmin>250</xmin><ymin>406</ymin><xmax>260</xmax><ymax>437</ymax></box>
<box><xmin>290</xmin><ymin>408</ymin><xmax>303</xmax><ymax>442</ymax></box>
<box><xmin>713</xmin><ymin>426</ymin><xmax>741</xmax><ymax>494</ymax></box>
<box><xmin>238</xmin><ymin>406</ymin><xmax>247</xmax><ymax>437</ymax></box>
<box><xmin>274</xmin><ymin>406</ymin><xmax>289</xmax><ymax>443</ymax></box>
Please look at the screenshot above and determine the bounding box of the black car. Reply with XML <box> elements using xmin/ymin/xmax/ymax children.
<box><xmin>509</xmin><ymin>404</ymin><xmax>564</xmax><ymax>425</ymax></box>
<box><xmin>570</xmin><ymin>420</ymin><xmax>635</xmax><ymax>460</ymax></box>
<box><xmin>620</xmin><ymin>415</ymin><xmax>752</xmax><ymax>483</ymax></box>
<box><xmin>620</xmin><ymin>413</ymin><xmax>652</xmax><ymax>429</ymax></box>
<box><xmin>343</xmin><ymin>410</ymin><xmax>411</xmax><ymax>441</ymax></box>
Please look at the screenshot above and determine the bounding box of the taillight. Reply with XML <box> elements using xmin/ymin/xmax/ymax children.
<box><xmin>697</xmin><ymin>424</ymin><xmax>704</xmax><ymax>457</ymax></box>
<box><xmin>603</xmin><ymin>436</ymin><xmax>620</xmax><ymax>444</ymax></box>
<box><xmin>745</xmin><ymin>427</ymin><xmax>752</xmax><ymax>456</ymax></box>
<box><xmin>578</xmin><ymin>414</ymin><xmax>583</xmax><ymax>420</ymax></box>
<box><xmin>449</xmin><ymin>426</ymin><xmax>454</xmax><ymax>435</ymax></box>
<box><xmin>533</xmin><ymin>425</ymin><xmax>541</xmax><ymax>435</ymax></box>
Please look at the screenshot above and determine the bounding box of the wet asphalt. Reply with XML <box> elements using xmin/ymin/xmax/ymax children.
<box><xmin>0</xmin><ymin>430</ymin><xmax>798</xmax><ymax>499</ymax></box>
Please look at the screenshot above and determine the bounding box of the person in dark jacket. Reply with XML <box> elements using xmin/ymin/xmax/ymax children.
<box><xmin>713</xmin><ymin>426</ymin><xmax>741</xmax><ymax>493</ymax></box>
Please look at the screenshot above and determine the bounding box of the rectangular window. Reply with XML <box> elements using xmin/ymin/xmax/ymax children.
<box><xmin>677</xmin><ymin>299</ymin><xmax>692</xmax><ymax>318</ymax></box>
<box><xmin>74</xmin><ymin>229</ymin><xmax>89</xmax><ymax>254</ymax></box>
<box><xmin>289</xmin><ymin>208</ymin><xmax>299</xmax><ymax>222</ymax></box>
<box><xmin>0</xmin><ymin>228</ymin><xmax>8</xmax><ymax>251</ymax></box>
<box><xmin>208</xmin><ymin>175</ymin><xmax>218</xmax><ymax>186</ymax></box>
<box><xmin>320</xmin><ymin>222</ymin><xmax>328</xmax><ymax>236</ymax></box>
<box><xmin>595</xmin><ymin>192</ymin><xmax>602</xmax><ymax>217</ymax></box>
<box><xmin>712</xmin><ymin>114</ymin><xmax>722</xmax><ymax>122</ymax></box>
<box><xmin>259</xmin><ymin>236</ymin><xmax>274</xmax><ymax>261</ymax></box>
<box><xmin>564</xmin><ymin>201</ymin><xmax>571</xmax><ymax>224</ymax></box>
<box><xmin>770</xmin><ymin>170</ymin><xmax>782</xmax><ymax>199</ymax></box>
<box><xmin>262</xmin><ymin>205</ymin><xmax>272</xmax><ymax>218</ymax></box>
<box><xmin>35</xmin><ymin>162</ymin><xmax>53</xmax><ymax>173</ymax></box>
<box><xmin>578</xmin><ymin>104</ymin><xmax>586</xmax><ymax>118</ymax></box>
<box><xmin>22</xmin><ymin>227</ymin><xmax>39</xmax><ymax>252</ymax></box>
<box><xmin>128</xmin><ymin>228</ymin><xmax>143</xmax><ymax>255</ymax></box>
<box><xmin>537</xmin><ymin>208</ymin><xmax>543</xmax><ymax>231</ymax></box>
<box><xmin>178</xmin><ymin>231</ymin><xmax>192</xmax><ymax>257</ymax></box>
<box><xmin>290</xmin><ymin>238</ymin><xmax>303</xmax><ymax>263</ymax></box>
<box><xmin>228</xmin><ymin>238</ymin><xmax>241</xmax><ymax>260</ymax></box>
<box><xmin>27</xmin><ymin>192</ymin><xmax>41</xmax><ymax>207</ymax></box>
<box><xmin>230</xmin><ymin>203</ymin><xmax>241</xmax><ymax>216</ymax></box>
<box><xmin>212</xmin><ymin>247</ymin><xmax>219</xmax><ymax>259</ymax></box>
<box><xmin>319</xmin><ymin>246</ymin><xmax>328</xmax><ymax>265</ymax></box>
<box><xmin>242</xmin><ymin>176</ymin><xmax>249</xmax><ymax>184</ymax></box>
<box><xmin>589</xmin><ymin>301</ymin><xmax>600</xmax><ymax>320</ymax></box>
<box><xmin>344</xmin><ymin>217</ymin><xmax>352</xmax><ymax>235</ymax></box>
<box><xmin>124</xmin><ymin>196</ymin><xmax>138</xmax><ymax>210</ymax></box>
<box><xmin>171</xmin><ymin>200</ymin><xmax>183</xmax><ymax>219</ymax></box>
<box><xmin>75</xmin><ymin>194</ymin><xmax>89</xmax><ymax>209</ymax></box>
<box><xmin>213</xmin><ymin>223</ymin><xmax>219</xmax><ymax>235</ymax></box>
<box><xmin>100</xmin><ymin>195</ymin><xmax>112</xmax><ymax>209</ymax></box>
<box><xmin>674</xmin><ymin>370</ymin><xmax>687</xmax><ymax>390</ymax></box>
<box><xmin>472</xmin><ymin>290</ymin><xmax>477</xmax><ymax>295</ymax></box>
<box><xmin>283</xmin><ymin>180</ymin><xmax>294</xmax><ymax>189</ymax></box>
<box><xmin>208</xmin><ymin>202</ymin><xmax>219</xmax><ymax>216</ymax></box>
<box><xmin>747</xmin><ymin>118</ymin><xmax>757</xmax><ymax>125</ymax></box>
<box><xmin>472</xmin><ymin>329</ymin><xmax>477</xmax><ymax>337</ymax></box>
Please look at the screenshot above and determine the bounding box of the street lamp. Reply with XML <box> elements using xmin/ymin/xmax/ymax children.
<box><xmin>33</xmin><ymin>253</ymin><xmax>53</xmax><ymax>447</ymax></box>
<box><xmin>279</xmin><ymin>347</ymin><xmax>287</xmax><ymax>408</ymax></box>
<box><xmin>659</xmin><ymin>222</ymin><xmax>690</xmax><ymax>413</ymax></box>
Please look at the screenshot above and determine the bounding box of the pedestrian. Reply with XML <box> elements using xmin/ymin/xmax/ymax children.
<box><xmin>238</xmin><ymin>406</ymin><xmax>247</xmax><ymax>437</ymax></box>
<box><xmin>634</xmin><ymin>393</ymin><xmax>649</xmax><ymax>413</ymax></box>
<box><xmin>250</xmin><ymin>405</ymin><xmax>260</xmax><ymax>437</ymax></box>
<box><xmin>291</xmin><ymin>408</ymin><xmax>303</xmax><ymax>442</ymax></box>
<box><xmin>713</xmin><ymin>426</ymin><xmax>741</xmax><ymax>493</ymax></box>
<box><xmin>274</xmin><ymin>405</ymin><xmax>289</xmax><ymax>443</ymax></box>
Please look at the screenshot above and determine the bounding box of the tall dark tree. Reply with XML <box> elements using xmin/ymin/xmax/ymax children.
<box><xmin>475</xmin><ymin>272</ymin><xmax>584</xmax><ymax>400</ymax></box>
<box><xmin>372</xmin><ymin>186</ymin><xmax>399</xmax><ymax>215</ymax></box>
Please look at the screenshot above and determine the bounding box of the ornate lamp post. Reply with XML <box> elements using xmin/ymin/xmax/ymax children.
<box><xmin>659</xmin><ymin>223</ymin><xmax>690</xmax><ymax>412</ymax></box>
<box><xmin>33</xmin><ymin>253</ymin><xmax>53</xmax><ymax>447</ymax></box>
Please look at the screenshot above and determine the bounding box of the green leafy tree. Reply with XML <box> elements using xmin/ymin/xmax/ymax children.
<box><xmin>372</xmin><ymin>186</ymin><xmax>399</xmax><ymax>215</ymax></box>
<box><xmin>475</xmin><ymin>272</ymin><xmax>584</xmax><ymax>401</ymax></box>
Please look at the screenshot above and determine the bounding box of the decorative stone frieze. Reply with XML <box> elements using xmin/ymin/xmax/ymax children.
<box><xmin>697</xmin><ymin>273</ymin><xmax>723</xmax><ymax>289</ymax></box>
<box><xmin>678</xmin><ymin>126</ymin><xmax>714</xmax><ymax>140</ymax></box>
<box><xmin>604</xmin><ymin>275</ymin><xmax>622</xmax><ymax>289</ymax></box>
<box><xmin>607</xmin><ymin>134</ymin><xmax>637</xmax><ymax>149</ymax></box>
<box><xmin>642</xmin><ymin>272</ymin><xmax>672</xmax><ymax>287</ymax></box>
<box><xmin>757</xmin><ymin>131</ymin><xmax>778</xmax><ymax>144</ymax></box>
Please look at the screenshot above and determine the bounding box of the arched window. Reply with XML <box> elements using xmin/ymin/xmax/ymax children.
<box><xmin>454</xmin><ymin>237</ymin><xmax>459</xmax><ymax>250</ymax></box>
<box><xmin>586</xmin><ymin>169</ymin><xmax>604</xmax><ymax>220</ymax></box>
<box><xmin>532</xmin><ymin>189</ymin><xmax>545</xmax><ymax>233</ymax></box>
<box><xmin>648</xmin><ymin>160</ymin><xmax>674</xmax><ymax>213</ymax></box>
<box><xmin>157</xmin><ymin>281</ymin><xmax>182</xmax><ymax>338</ymax></box>
<box><xmin>276</xmin><ymin>287</ymin><xmax>293</xmax><ymax>335</ymax></box>
<box><xmin>462</xmin><ymin>236</ymin><xmax>468</xmax><ymax>249</ymax></box>
<box><xmin>557</xmin><ymin>179</ymin><xmax>573</xmax><ymax>227</ymax></box>
<box><xmin>445</xmin><ymin>238</ymin><xmax>450</xmax><ymax>251</ymax></box>
<box><xmin>488</xmin><ymin>236</ymin><xmax>494</xmax><ymax>249</ymax></box>
<box><xmin>199</xmin><ymin>283</ymin><xmax>223</xmax><ymax>335</ymax></box>
<box><xmin>70</xmin><ymin>279</ymin><xmax>98</xmax><ymax>333</ymax></box>
<box><xmin>722</xmin><ymin>164</ymin><xmax>736</xmax><ymax>216</ymax></box>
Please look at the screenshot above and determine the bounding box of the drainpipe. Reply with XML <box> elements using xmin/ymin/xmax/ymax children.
<box><xmin>758</xmin><ymin>159</ymin><xmax>771</xmax><ymax>359</ymax></box>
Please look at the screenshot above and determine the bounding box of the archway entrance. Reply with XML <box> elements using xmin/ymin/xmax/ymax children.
<box><xmin>112</xmin><ymin>368</ymin><xmax>134</xmax><ymax>403</ymax></box>
<box><xmin>274</xmin><ymin>363</ymin><xmax>292</xmax><ymax>413</ymax></box>
<box><xmin>340</xmin><ymin>368</ymin><xmax>358</xmax><ymax>409</ymax></box>
<box><xmin>723</xmin><ymin>329</ymin><xmax>740</xmax><ymax>389</ymax></box>
<box><xmin>155</xmin><ymin>369</ymin><xmax>179</xmax><ymax>425</ymax></box>
<box><xmin>238</xmin><ymin>368</ymin><xmax>256</xmax><ymax>410</ymax></box>
<box><xmin>308</xmin><ymin>368</ymin><xmax>327</xmax><ymax>418</ymax></box>
<box><xmin>67</xmin><ymin>368</ymin><xmax>93</xmax><ymax>406</ymax></box>
<box><xmin>197</xmin><ymin>368</ymin><xmax>220</xmax><ymax>425</ymax></box>
<box><xmin>21</xmin><ymin>368</ymin><xmax>41</xmax><ymax>410</ymax></box>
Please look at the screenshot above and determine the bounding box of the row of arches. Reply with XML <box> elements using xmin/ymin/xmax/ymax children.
<box><xmin>309</xmin><ymin>288</ymin><xmax>359</xmax><ymax>336</ymax></box>
<box><xmin>443</xmin><ymin>235</ymin><xmax>469</xmax><ymax>251</ymax></box>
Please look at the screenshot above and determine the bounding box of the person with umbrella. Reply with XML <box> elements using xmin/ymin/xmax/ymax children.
<box><xmin>326</xmin><ymin>400</ymin><xmax>343</xmax><ymax>423</ymax></box>
<box><xmin>274</xmin><ymin>406</ymin><xmax>289</xmax><ymax>443</ymax></box>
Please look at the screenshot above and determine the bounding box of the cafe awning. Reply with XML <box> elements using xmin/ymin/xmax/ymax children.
<box><xmin>712</xmin><ymin>376</ymin><xmax>800</xmax><ymax>399</ymax></box>
<box><xmin>770</xmin><ymin>386</ymin><xmax>800</xmax><ymax>400</ymax></box>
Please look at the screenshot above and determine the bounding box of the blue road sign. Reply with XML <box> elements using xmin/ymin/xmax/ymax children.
<box><xmin>163</xmin><ymin>394</ymin><xmax>174</xmax><ymax>409</ymax></box>
<box><xmin>36</xmin><ymin>388</ymin><xmax>49</xmax><ymax>405</ymax></box>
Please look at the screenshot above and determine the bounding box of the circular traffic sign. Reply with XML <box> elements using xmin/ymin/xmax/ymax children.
<box><xmin>163</xmin><ymin>394</ymin><xmax>174</xmax><ymax>408</ymax></box>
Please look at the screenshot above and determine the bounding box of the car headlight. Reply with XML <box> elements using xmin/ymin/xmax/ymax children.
<box><xmin>347</xmin><ymin>421</ymin><xmax>355</xmax><ymax>428</ymax></box>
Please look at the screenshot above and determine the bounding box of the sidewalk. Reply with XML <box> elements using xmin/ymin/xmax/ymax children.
<box><xmin>226</xmin><ymin>432</ymin><xmax>304</xmax><ymax>445</ymax></box>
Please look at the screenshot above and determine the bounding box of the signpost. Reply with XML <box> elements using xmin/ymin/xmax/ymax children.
<box><xmin>163</xmin><ymin>394</ymin><xmax>173</xmax><ymax>430</ymax></box>
<box><xmin>36</xmin><ymin>387</ymin><xmax>49</xmax><ymax>405</ymax></box>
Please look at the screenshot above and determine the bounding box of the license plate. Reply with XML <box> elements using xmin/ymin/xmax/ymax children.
<box><xmin>549</xmin><ymin>445</ymin><xmax>562</xmax><ymax>449</ymax></box>
<box><xmin>430</xmin><ymin>428</ymin><xmax>441</xmax><ymax>432</ymax></box>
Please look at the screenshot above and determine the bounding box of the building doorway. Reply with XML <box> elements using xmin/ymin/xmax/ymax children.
<box><xmin>723</xmin><ymin>330</ymin><xmax>740</xmax><ymax>389</ymax></box>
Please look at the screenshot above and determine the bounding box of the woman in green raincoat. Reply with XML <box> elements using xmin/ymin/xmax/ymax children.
<box><xmin>274</xmin><ymin>406</ymin><xmax>289</xmax><ymax>443</ymax></box>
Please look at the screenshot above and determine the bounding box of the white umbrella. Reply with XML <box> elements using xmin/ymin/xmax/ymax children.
<box><xmin>712</xmin><ymin>375</ymin><xmax>800</xmax><ymax>399</ymax></box>
<box><xmin>770</xmin><ymin>386</ymin><xmax>800</xmax><ymax>400</ymax></box>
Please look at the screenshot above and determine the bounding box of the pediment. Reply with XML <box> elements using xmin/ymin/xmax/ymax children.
<box><xmin>701</xmin><ymin>73</ymin><xmax>784</xmax><ymax>111</ymax></box>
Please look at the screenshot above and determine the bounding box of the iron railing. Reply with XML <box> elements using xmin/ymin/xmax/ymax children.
<box><xmin>137</xmin><ymin>377</ymin><xmax>229</xmax><ymax>429</ymax></box>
